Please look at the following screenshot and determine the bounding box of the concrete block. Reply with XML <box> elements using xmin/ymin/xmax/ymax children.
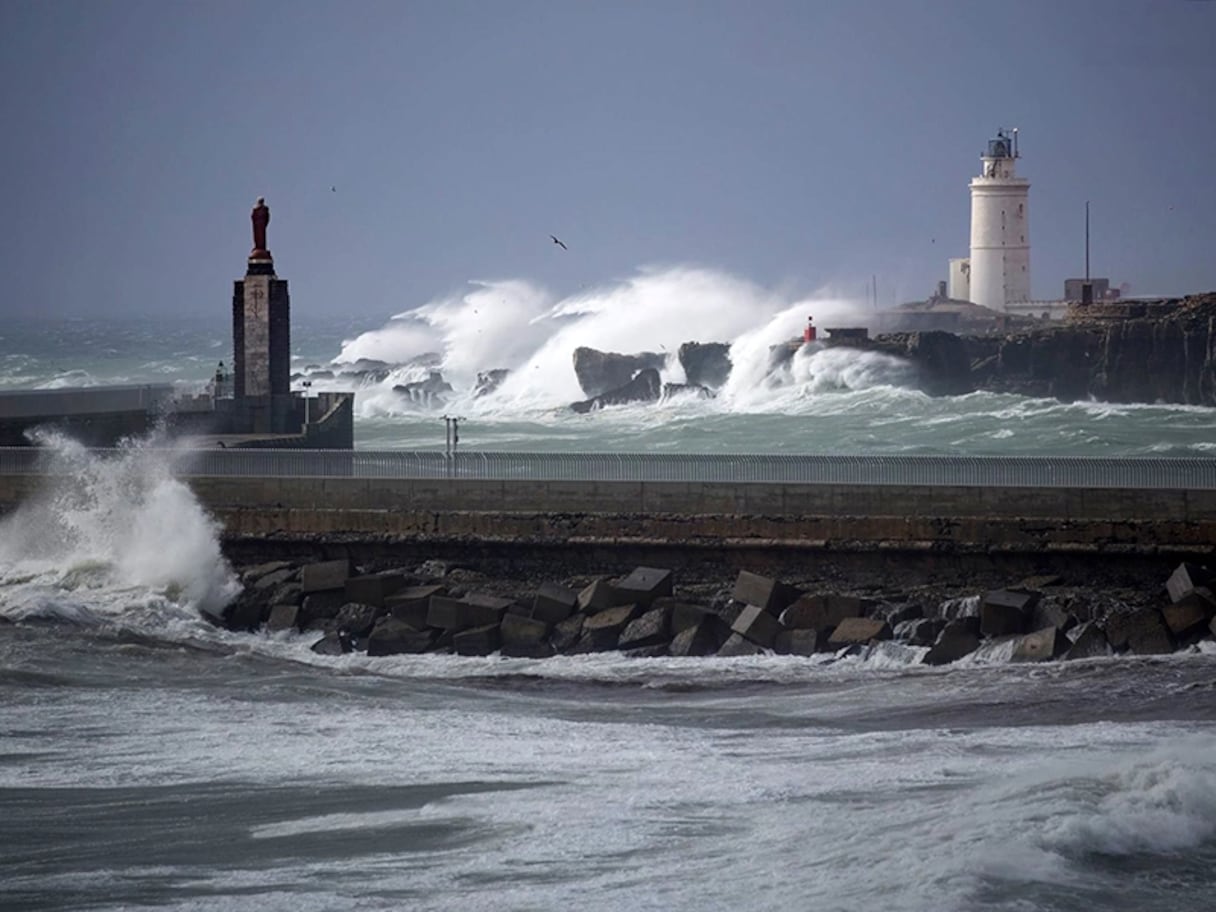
<box><xmin>1166</xmin><ymin>562</ymin><xmax>1213</xmax><ymax>603</ymax></box>
<box><xmin>345</xmin><ymin>571</ymin><xmax>409</xmax><ymax>607</ymax></box>
<box><xmin>253</xmin><ymin>567</ymin><xmax>294</xmax><ymax>591</ymax></box>
<box><xmin>1162</xmin><ymin>595</ymin><xmax>1212</xmax><ymax>637</ymax></box>
<box><xmin>717</xmin><ymin>632</ymin><xmax>764</xmax><ymax>657</ymax></box>
<box><xmin>1031</xmin><ymin>600</ymin><xmax>1078</xmax><ymax>634</ymax></box>
<box><xmin>453</xmin><ymin>623</ymin><xmax>501</xmax><ymax>657</ymax></box>
<box><xmin>300</xmin><ymin>589</ymin><xmax>346</xmax><ymax>623</ymax></box>
<box><xmin>334</xmin><ymin>602</ymin><xmax>382</xmax><ymax>638</ymax></box>
<box><xmin>618</xmin><ymin>607</ymin><xmax>671</xmax><ymax>650</ymax></box>
<box><xmin>923</xmin><ymin>621</ymin><xmax>981</xmax><ymax>666</ymax></box>
<box><xmin>577</xmin><ymin>578</ymin><xmax>633</xmax><ymax>613</ymax></box>
<box><xmin>386</xmin><ymin>584</ymin><xmax>445</xmax><ymax>628</ymax></box>
<box><xmin>427</xmin><ymin>595</ymin><xmax>506</xmax><ymax>632</ymax></box>
<box><xmin>773</xmin><ymin>628</ymin><xmax>823</xmax><ymax>656</ymax></box>
<box><xmin>731</xmin><ymin>604</ymin><xmax>784</xmax><ymax>648</ymax></box>
<box><xmin>532</xmin><ymin>582</ymin><xmax>578</xmax><ymax>624</ymax></box>
<box><xmin>550</xmin><ymin>614</ymin><xmax>584</xmax><ymax>652</ymax></box>
<box><xmin>266</xmin><ymin>604</ymin><xmax>300</xmax><ymax>633</ymax></box>
<box><xmin>828</xmin><ymin>617</ymin><xmax>892</xmax><ymax>647</ymax></box>
<box><xmin>583</xmin><ymin>604</ymin><xmax>639</xmax><ymax>649</ymax></box>
<box><xmin>1013</xmin><ymin>626</ymin><xmax>1070</xmax><ymax>662</ymax></box>
<box><xmin>301</xmin><ymin>559</ymin><xmax>353</xmax><ymax>593</ymax></box>
<box><xmin>464</xmin><ymin>592</ymin><xmax>517</xmax><ymax>614</ymax></box>
<box><xmin>500</xmin><ymin>613</ymin><xmax>550</xmax><ymax>649</ymax></box>
<box><xmin>1106</xmin><ymin>608</ymin><xmax>1173</xmax><ymax>655</ymax></box>
<box><xmin>310</xmin><ymin>631</ymin><xmax>353</xmax><ymax>655</ymax></box>
<box><xmin>1063</xmin><ymin>622</ymin><xmax>1111</xmax><ymax>660</ymax></box>
<box><xmin>669</xmin><ymin>619</ymin><xmax>722</xmax><ymax>657</ymax></box>
<box><xmin>667</xmin><ymin>601</ymin><xmax>715</xmax><ymax>634</ymax></box>
<box><xmin>980</xmin><ymin>589</ymin><xmax>1036</xmax><ymax>637</ymax></box>
<box><xmin>731</xmin><ymin>570</ymin><xmax>799</xmax><ymax>614</ymax></box>
<box><xmin>366</xmin><ymin>618</ymin><xmax>434</xmax><ymax>656</ymax></box>
<box><xmin>779</xmin><ymin>593</ymin><xmax>860</xmax><ymax>631</ymax></box>
<box><xmin>268</xmin><ymin>582</ymin><xmax>302</xmax><ymax>608</ymax></box>
<box><xmin>615</xmin><ymin>566</ymin><xmax>673</xmax><ymax>608</ymax></box>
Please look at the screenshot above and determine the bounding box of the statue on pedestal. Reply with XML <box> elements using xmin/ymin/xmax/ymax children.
<box><xmin>251</xmin><ymin>197</ymin><xmax>271</xmax><ymax>258</ymax></box>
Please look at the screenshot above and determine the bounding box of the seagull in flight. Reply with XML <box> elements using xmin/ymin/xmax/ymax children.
<box><xmin>550</xmin><ymin>235</ymin><xmax>568</xmax><ymax>250</ymax></box>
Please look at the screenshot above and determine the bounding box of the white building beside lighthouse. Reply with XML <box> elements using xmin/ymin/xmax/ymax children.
<box><xmin>965</xmin><ymin>129</ymin><xmax>1030</xmax><ymax>312</ymax></box>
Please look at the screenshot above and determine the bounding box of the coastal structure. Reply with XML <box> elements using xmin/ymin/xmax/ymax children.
<box><xmin>0</xmin><ymin>199</ymin><xmax>354</xmax><ymax>448</ymax></box>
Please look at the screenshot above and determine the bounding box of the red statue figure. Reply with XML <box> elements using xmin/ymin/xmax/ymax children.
<box><xmin>251</xmin><ymin>197</ymin><xmax>270</xmax><ymax>256</ymax></box>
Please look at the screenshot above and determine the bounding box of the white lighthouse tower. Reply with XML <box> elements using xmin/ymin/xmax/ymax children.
<box><xmin>968</xmin><ymin>129</ymin><xmax>1030</xmax><ymax>312</ymax></box>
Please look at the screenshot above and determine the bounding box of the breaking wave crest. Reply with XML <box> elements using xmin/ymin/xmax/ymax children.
<box><xmin>0</xmin><ymin>431</ymin><xmax>239</xmax><ymax>625</ymax></box>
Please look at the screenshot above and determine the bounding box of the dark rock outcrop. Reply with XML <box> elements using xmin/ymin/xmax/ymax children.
<box><xmin>678</xmin><ymin>342</ymin><xmax>732</xmax><ymax>389</ymax></box>
<box><xmin>572</xmin><ymin>347</ymin><xmax>667</xmax><ymax>398</ymax></box>
<box><xmin>570</xmin><ymin>368</ymin><xmax>662</xmax><ymax>413</ymax></box>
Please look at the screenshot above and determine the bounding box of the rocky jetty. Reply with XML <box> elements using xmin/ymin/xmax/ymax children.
<box><xmin>220</xmin><ymin>557</ymin><xmax>1216</xmax><ymax>665</ymax></box>
<box><xmin>869</xmin><ymin>293</ymin><xmax>1216</xmax><ymax>404</ymax></box>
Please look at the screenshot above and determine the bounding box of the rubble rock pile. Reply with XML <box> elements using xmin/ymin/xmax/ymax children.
<box><xmin>217</xmin><ymin>558</ymin><xmax>1216</xmax><ymax>664</ymax></box>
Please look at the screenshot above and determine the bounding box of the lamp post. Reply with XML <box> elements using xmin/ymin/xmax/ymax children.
<box><xmin>302</xmin><ymin>380</ymin><xmax>313</xmax><ymax>430</ymax></box>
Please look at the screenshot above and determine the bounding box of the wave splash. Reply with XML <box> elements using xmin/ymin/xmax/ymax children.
<box><xmin>0</xmin><ymin>432</ymin><xmax>239</xmax><ymax>626</ymax></box>
<box><xmin>322</xmin><ymin>267</ymin><xmax>891</xmax><ymax>417</ymax></box>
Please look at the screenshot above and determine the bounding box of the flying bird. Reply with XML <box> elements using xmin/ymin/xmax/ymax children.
<box><xmin>550</xmin><ymin>235</ymin><xmax>568</xmax><ymax>250</ymax></box>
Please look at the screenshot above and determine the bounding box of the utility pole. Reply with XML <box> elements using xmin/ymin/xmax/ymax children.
<box><xmin>1082</xmin><ymin>201</ymin><xmax>1093</xmax><ymax>305</ymax></box>
<box><xmin>442</xmin><ymin>415</ymin><xmax>462</xmax><ymax>475</ymax></box>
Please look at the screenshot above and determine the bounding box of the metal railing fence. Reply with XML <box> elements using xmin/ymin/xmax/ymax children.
<box><xmin>2</xmin><ymin>447</ymin><xmax>1215</xmax><ymax>489</ymax></box>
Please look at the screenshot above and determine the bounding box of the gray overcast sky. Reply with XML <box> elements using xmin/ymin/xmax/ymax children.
<box><xmin>1</xmin><ymin>0</ymin><xmax>1214</xmax><ymax>319</ymax></box>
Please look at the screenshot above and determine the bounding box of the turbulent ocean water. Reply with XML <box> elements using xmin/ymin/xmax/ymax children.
<box><xmin>3</xmin><ymin>274</ymin><xmax>1216</xmax><ymax>909</ymax></box>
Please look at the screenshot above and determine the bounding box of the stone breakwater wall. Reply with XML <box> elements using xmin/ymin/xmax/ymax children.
<box><xmin>222</xmin><ymin>558</ymin><xmax>1216</xmax><ymax>665</ymax></box>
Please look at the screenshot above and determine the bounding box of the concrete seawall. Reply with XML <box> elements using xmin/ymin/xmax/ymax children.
<box><xmin>3</xmin><ymin>473</ymin><xmax>1212</xmax><ymax>582</ymax></box>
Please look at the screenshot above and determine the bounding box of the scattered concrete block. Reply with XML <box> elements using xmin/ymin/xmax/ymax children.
<box><xmin>1063</xmin><ymin>622</ymin><xmax>1111</xmax><ymax>660</ymax></box>
<box><xmin>1162</xmin><ymin>595</ymin><xmax>1213</xmax><ymax>638</ymax></box>
<box><xmin>268</xmin><ymin>582</ymin><xmax>303</xmax><ymax>608</ymax></box>
<box><xmin>828</xmin><ymin>617</ymin><xmax>892</xmax><ymax>647</ymax></box>
<box><xmin>532</xmin><ymin>582</ymin><xmax>578</xmax><ymax>624</ymax></box>
<box><xmin>1031</xmin><ymin>600</ymin><xmax>1077</xmax><ymax>634</ymax></box>
<box><xmin>583</xmin><ymin>604</ymin><xmax>639</xmax><ymax>649</ymax></box>
<box><xmin>386</xmin><ymin>585</ymin><xmax>445</xmax><ymax>628</ymax></box>
<box><xmin>550</xmin><ymin>615</ymin><xmax>585</xmax><ymax>652</ymax></box>
<box><xmin>241</xmin><ymin>561</ymin><xmax>293</xmax><ymax>585</ymax></box>
<box><xmin>773</xmin><ymin>629</ymin><xmax>823</xmax><ymax>656</ymax></box>
<box><xmin>345</xmin><ymin>572</ymin><xmax>409</xmax><ymax>607</ymax></box>
<box><xmin>923</xmin><ymin>621</ymin><xmax>981</xmax><ymax>666</ymax></box>
<box><xmin>779</xmin><ymin>594</ymin><xmax>860</xmax><ymax>631</ymax></box>
<box><xmin>667</xmin><ymin>601</ymin><xmax>715</xmax><ymax>634</ymax></box>
<box><xmin>253</xmin><ymin>567</ymin><xmax>294</xmax><ymax>591</ymax></box>
<box><xmin>334</xmin><ymin>603</ymin><xmax>382</xmax><ymax>638</ymax></box>
<box><xmin>266</xmin><ymin>604</ymin><xmax>301</xmax><ymax>633</ymax></box>
<box><xmin>577</xmin><ymin>578</ymin><xmax>633</xmax><ymax>613</ymax></box>
<box><xmin>618</xmin><ymin>608</ymin><xmax>671</xmax><ymax>650</ymax></box>
<box><xmin>301</xmin><ymin>559</ymin><xmax>353</xmax><ymax>594</ymax></box>
<box><xmin>366</xmin><ymin>618</ymin><xmax>433</xmax><ymax>656</ymax></box>
<box><xmin>717</xmin><ymin>633</ymin><xmax>765</xmax><ymax>657</ymax></box>
<box><xmin>300</xmin><ymin>589</ymin><xmax>346</xmax><ymax>623</ymax></box>
<box><xmin>669</xmin><ymin>619</ymin><xmax>722</xmax><ymax>657</ymax></box>
<box><xmin>500</xmin><ymin>613</ymin><xmax>550</xmax><ymax>650</ymax></box>
<box><xmin>615</xmin><ymin>567</ymin><xmax>673</xmax><ymax>608</ymax></box>
<box><xmin>1166</xmin><ymin>563</ymin><xmax>1213</xmax><ymax>603</ymax></box>
<box><xmin>1013</xmin><ymin>626</ymin><xmax>1070</xmax><ymax>662</ymax></box>
<box><xmin>1106</xmin><ymin>608</ymin><xmax>1173</xmax><ymax>655</ymax></box>
<box><xmin>427</xmin><ymin>595</ymin><xmax>507</xmax><ymax>631</ymax></box>
<box><xmin>980</xmin><ymin>589</ymin><xmax>1037</xmax><ymax>637</ymax></box>
<box><xmin>310</xmin><ymin>631</ymin><xmax>352</xmax><ymax>655</ymax></box>
<box><xmin>453</xmin><ymin>623</ymin><xmax>501</xmax><ymax>657</ymax></box>
<box><xmin>731</xmin><ymin>604</ymin><xmax>784</xmax><ymax>648</ymax></box>
<box><xmin>732</xmin><ymin>570</ymin><xmax>799</xmax><ymax>614</ymax></box>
